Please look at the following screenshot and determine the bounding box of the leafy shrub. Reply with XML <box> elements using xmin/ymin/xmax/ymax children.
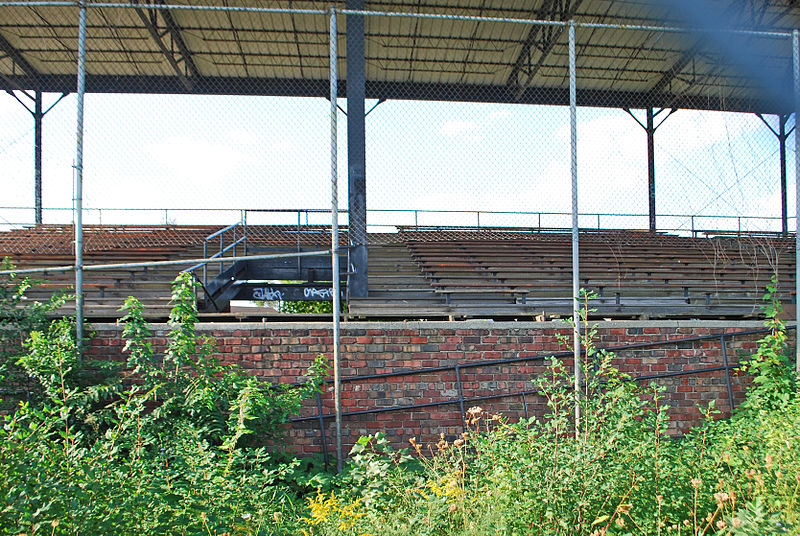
<box><xmin>0</xmin><ymin>272</ymin><xmax>328</xmax><ymax>535</ymax></box>
<box><xmin>0</xmin><ymin>257</ymin><xmax>69</xmax><ymax>410</ymax></box>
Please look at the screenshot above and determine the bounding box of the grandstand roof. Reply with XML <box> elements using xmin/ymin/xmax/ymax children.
<box><xmin>1</xmin><ymin>0</ymin><xmax>799</xmax><ymax>113</ymax></box>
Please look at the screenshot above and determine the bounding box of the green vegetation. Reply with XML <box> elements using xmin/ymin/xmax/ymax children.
<box><xmin>280</xmin><ymin>300</ymin><xmax>335</xmax><ymax>314</ymax></box>
<box><xmin>0</xmin><ymin>273</ymin><xmax>798</xmax><ymax>535</ymax></box>
<box><xmin>0</xmin><ymin>257</ymin><xmax>69</xmax><ymax>411</ymax></box>
<box><xmin>305</xmin><ymin>285</ymin><xmax>799</xmax><ymax>536</ymax></box>
<box><xmin>0</xmin><ymin>272</ymin><xmax>328</xmax><ymax>535</ymax></box>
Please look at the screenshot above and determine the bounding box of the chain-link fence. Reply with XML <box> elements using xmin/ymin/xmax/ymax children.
<box><xmin>1</xmin><ymin>3</ymin><xmax>798</xmax><ymax>314</ymax></box>
<box><xmin>2</xmin><ymin>0</ymin><xmax>799</xmax><ymax>471</ymax></box>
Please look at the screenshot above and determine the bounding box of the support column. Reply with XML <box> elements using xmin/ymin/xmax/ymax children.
<box><xmin>8</xmin><ymin>89</ymin><xmax>68</xmax><ymax>225</ymax></box>
<box><xmin>346</xmin><ymin>0</ymin><xmax>368</xmax><ymax>298</ymax></box>
<box><xmin>646</xmin><ymin>108</ymin><xmax>656</xmax><ymax>231</ymax></box>
<box><xmin>757</xmin><ymin>113</ymin><xmax>792</xmax><ymax>235</ymax></box>
<box><xmin>34</xmin><ymin>91</ymin><xmax>43</xmax><ymax>225</ymax></box>
<box><xmin>624</xmin><ymin>107</ymin><xmax>674</xmax><ymax>232</ymax></box>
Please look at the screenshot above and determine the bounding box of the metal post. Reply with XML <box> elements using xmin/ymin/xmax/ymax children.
<box><xmin>720</xmin><ymin>335</ymin><xmax>735</xmax><ymax>412</ymax></box>
<box><xmin>297</xmin><ymin>210</ymin><xmax>302</xmax><ymax>276</ymax></box>
<box><xmin>243</xmin><ymin>209</ymin><xmax>248</xmax><ymax>256</ymax></box>
<box><xmin>455</xmin><ymin>364</ymin><xmax>467</xmax><ymax>433</ymax></box>
<box><xmin>521</xmin><ymin>391</ymin><xmax>529</xmax><ymax>421</ymax></box>
<box><xmin>329</xmin><ymin>7</ymin><xmax>344</xmax><ymax>473</ymax></box>
<box><xmin>646</xmin><ymin>107</ymin><xmax>656</xmax><ymax>231</ymax></box>
<box><xmin>34</xmin><ymin>91</ymin><xmax>43</xmax><ymax>225</ymax></box>
<box><xmin>315</xmin><ymin>392</ymin><xmax>330</xmax><ymax>471</ymax></box>
<box><xmin>202</xmin><ymin>241</ymin><xmax>208</xmax><ymax>287</ymax></box>
<box><xmin>74</xmin><ymin>0</ymin><xmax>87</xmax><ymax>353</ymax></box>
<box><xmin>568</xmin><ymin>19</ymin><xmax>581</xmax><ymax>438</ymax></box>
<box><xmin>793</xmin><ymin>29</ymin><xmax>800</xmax><ymax>375</ymax></box>
<box><xmin>779</xmin><ymin>115</ymin><xmax>788</xmax><ymax>235</ymax></box>
<box><xmin>219</xmin><ymin>234</ymin><xmax>223</xmax><ymax>274</ymax></box>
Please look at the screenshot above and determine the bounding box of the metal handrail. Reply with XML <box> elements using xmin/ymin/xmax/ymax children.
<box><xmin>2</xmin><ymin>205</ymin><xmax>789</xmax><ymax>233</ymax></box>
<box><xmin>184</xmin><ymin>219</ymin><xmax>247</xmax><ymax>287</ymax></box>
<box><xmin>289</xmin><ymin>325</ymin><xmax>794</xmax><ymax>467</ymax></box>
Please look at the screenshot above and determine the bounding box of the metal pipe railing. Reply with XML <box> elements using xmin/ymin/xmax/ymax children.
<box><xmin>290</xmin><ymin>325</ymin><xmax>793</xmax><ymax>467</ymax></box>
<box><xmin>184</xmin><ymin>220</ymin><xmax>247</xmax><ymax>287</ymax></box>
<box><xmin>1</xmin><ymin>206</ymin><xmax>790</xmax><ymax>235</ymax></box>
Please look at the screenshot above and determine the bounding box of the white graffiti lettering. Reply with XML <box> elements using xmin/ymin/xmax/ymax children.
<box><xmin>252</xmin><ymin>287</ymin><xmax>283</xmax><ymax>301</ymax></box>
<box><xmin>304</xmin><ymin>287</ymin><xmax>335</xmax><ymax>299</ymax></box>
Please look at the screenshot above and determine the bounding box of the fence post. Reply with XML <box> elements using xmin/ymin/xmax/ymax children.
<box><xmin>242</xmin><ymin>210</ymin><xmax>248</xmax><ymax>256</ymax></box>
<box><xmin>569</xmin><ymin>19</ymin><xmax>581</xmax><ymax>438</ymax></box>
<box><xmin>455</xmin><ymin>364</ymin><xmax>466</xmax><ymax>433</ymax></box>
<box><xmin>720</xmin><ymin>334</ymin><xmax>736</xmax><ymax>412</ymax></box>
<box><xmin>74</xmin><ymin>0</ymin><xmax>88</xmax><ymax>355</ymax></box>
<box><xmin>329</xmin><ymin>6</ymin><xmax>344</xmax><ymax>473</ymax></box>
<box><xmin>793</xmin><ymin>29</ymin><xmax>800</xmax><ymax>375</ymax></box>
<box><xmin>316</xmin><ymin>392</ymin><xmax>330</xmax><ymax>471</ymax></box>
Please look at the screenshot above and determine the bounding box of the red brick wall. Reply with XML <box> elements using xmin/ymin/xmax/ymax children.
<box><xmin>87</xmin><ymin>320</ymin><xmax>781</xmax><ymax>457</ymax></box>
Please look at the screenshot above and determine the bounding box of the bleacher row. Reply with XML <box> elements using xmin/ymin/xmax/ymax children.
<box><xmin>0</xmin><ymin>225</ymin><xmax>795</xmax><ymax>320</ymax></box>
<box><xmin>0</xmin><ymin>225</ymin><xmax>217</xmax><ymax>318</ymax></box>
<box><xmin>347</xmin><ymin>228</ymin><xmax>796</xmax><ymax>319</ymax></box>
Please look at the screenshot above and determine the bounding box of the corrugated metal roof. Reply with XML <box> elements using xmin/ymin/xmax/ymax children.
<box><xmin>1</xmin><ymin>0</ymin><xmax>798</xmax><ymax>112</ymax></box>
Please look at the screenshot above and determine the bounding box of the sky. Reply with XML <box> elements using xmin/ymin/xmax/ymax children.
<box><xmin>0</xmin><ymin>90</ymin><xmax>796</xmax><ymax>234</ymax></box>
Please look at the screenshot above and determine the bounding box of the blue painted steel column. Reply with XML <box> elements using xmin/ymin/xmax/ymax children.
<box><xmin>646</xmin><ymin>107</ymin><xmax>656</xmax><ymax>231</ymax></box>
<box><xmin>34</xmin><ymin>91</ymin><xmax>43</xmax><ymax>224</ymax></box>
<box><xmin>346</xmin><ymin>0</ymin><xmax>368</xmax><ymax>298</ymax></box>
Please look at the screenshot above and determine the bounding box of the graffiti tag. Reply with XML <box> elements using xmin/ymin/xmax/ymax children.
<box><xmin>252</xmin><ymin>287</ymin><xmax>283</xmax><ymax>301</ymax></box>
<box><xmin>304</xmin><ymin>287</ymin><xmax>335</xmax><ymax>299</ymax></box>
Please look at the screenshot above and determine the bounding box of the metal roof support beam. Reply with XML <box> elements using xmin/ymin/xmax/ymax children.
<box><xmin>3</xmin><ymin>28</ymin><xmax>67</xmax><ymax>224</ymax></box>
<box><xmin>30</xmin><ymin>91</ymin><xmax>68</xmax><ymax>224</ymax></box>
<box><xmin>757</xmin><ymin>113</ymin><xmax>794</xmax><ymax>235</ymax></box>
<box><xmin>0</xmin><ymin>32</ymin><xmax>39</xmax><ymax>80</ymax></box>
<box><xmin>0</xmin><ymin>74</ymin><xmax>788</xmax><ymax>114</ymax></box>
<box><xmin>131</xmin><ymin>1</ymin><xmax>196</xmax><ymax>91</ymax></box>
<box><xmin>347</xmin><ymin>0</ymin><xmax>368</xmax><ymax>299</ymax></box>
<box><xmin>506</xmin><ymin>0</ymin><xmax>584</xmax><ymax>100</ymax></box>
<box><xmin>648</xmin><ymin>0</ymin><xmax>771</xmax><ymax>101</ymax></box>
<box><xmin>157</xmin><ymin>4</ymin><xmax>199</xmax><ymax>78</ymax></box>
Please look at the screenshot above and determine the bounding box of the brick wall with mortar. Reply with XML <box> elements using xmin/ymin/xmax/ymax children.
<box><xmin>85</xmin><ymin>320</ymin><xmax>790</xmax><ymax>458</ymax></box>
